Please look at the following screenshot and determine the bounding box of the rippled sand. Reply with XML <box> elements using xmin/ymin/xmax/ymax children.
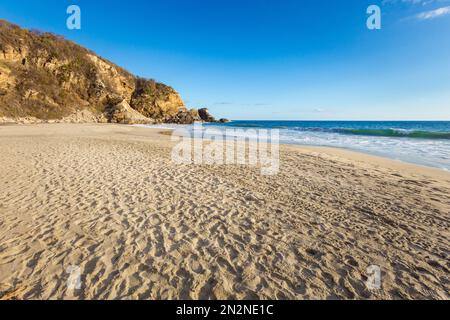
<box><xmin>0</xmin><ymin>124</ymin><xmax>448</xmax><ymax>300</ymax></box>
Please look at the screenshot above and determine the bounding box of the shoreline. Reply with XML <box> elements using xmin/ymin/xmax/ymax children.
<box><xmin>2</xmin><ymin>122</ymin><xmax>449</xmax><ymax>178</ymax></box>
<box><xmin>135</xmin><ymin>122</ymin><xmax>450</xmax><ymax>174</ymax></box>
<box><xmin>1</xmin><ymin>123</ymin><xmax>449</xmax><ymax>299</ymax></box>
<box><xmin>287</xmin><ymin>144</ymin><xmax>450</xmax><ymax>180</ymax></box>
<box><xmin>138</xmin><ymin>124</ymin><xmax>450</xmax><ymax>178</ymax></box>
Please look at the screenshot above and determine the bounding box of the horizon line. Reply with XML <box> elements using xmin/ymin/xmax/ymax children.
<box><xmin>225</xmin><ymin>119</ymin><xmax>450</xmax><ymax>122</ymax></box>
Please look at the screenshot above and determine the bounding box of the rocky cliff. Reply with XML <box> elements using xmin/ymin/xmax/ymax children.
<box><xmin>0</xmin><ymin>20</ymin><xmax>213</xmax><ymax>124</ymax></box>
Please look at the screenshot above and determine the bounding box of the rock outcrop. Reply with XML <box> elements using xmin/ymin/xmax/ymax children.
<box><xmin>198</xmin><ymin>108</ymin><xmax>216</xmax><ymax>123</ymax></box>
<box><xmin>164</xmin><ymin>109</ymin><xmax>202</xmax><ymax>124</ymax></box>
<box><xmin>105</xmin><ymin>98</ymin><xmax>153</xmax><ymax>125</ymax></box>
<box><xmin>0</xmin><ymin>20</ymin><xmax>221</xmax><ymax>125</ymax></box>
<box><xmin>59</xmin><ymin>109</ymin><xmax>107</xmax><ymax>123</ymax></box>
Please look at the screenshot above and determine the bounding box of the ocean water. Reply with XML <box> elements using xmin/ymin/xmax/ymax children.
<box><xmin>142</xmin><ymin>121</ymin><xmax>450</xmax><ymax>171</ymax></box>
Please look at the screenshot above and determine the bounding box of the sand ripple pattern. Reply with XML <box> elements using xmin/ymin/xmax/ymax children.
<box><xmin>0</xmin><ymin>124</ymin><xmax>449</xmax><ymax>300</ymax></box>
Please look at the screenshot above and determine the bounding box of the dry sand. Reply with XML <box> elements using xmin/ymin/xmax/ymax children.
<box><xmin>0</xmin><ymin>124</ymin><xmax>449</xmax><ymax>300</ymax></box>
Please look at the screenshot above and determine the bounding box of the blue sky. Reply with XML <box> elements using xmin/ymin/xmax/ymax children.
<box><xmin>1</xmin><ymin>0</ymin><xmax>449</xmax><ymax>120</ymax></box>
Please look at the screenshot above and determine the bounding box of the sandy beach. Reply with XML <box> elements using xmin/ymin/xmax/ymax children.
<box><xmin>0</xmin><ymin>124</ymin><xmax>449</xmax><ymax>300</ymax></box>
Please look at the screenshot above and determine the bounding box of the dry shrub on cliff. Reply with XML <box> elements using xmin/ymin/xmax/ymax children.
<box><xmin>0</xmin><ymin>19</ymin><xmax>187</xmax><ymax>121</ymax></box>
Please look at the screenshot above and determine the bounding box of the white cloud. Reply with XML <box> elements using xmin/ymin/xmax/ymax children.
<box><xmin>416</xmin><ymin>5</ymin><xmax>450</xmax><ymax>19</ymax></box>
<box><xmin>383</xmin><ymin>0</ymin><xmax>429</xmax><ymax>5</ymax></box>
<box><xmin>383</xmin><ymin>0</ymin><xmax>449</xmax><ymax>6</ymax></box>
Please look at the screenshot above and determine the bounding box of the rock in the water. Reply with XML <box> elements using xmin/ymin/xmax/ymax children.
<box><xmin>198</xmin><ymin>108</ymin><xmax>216</xmax><ymax>122</ymax></box>
<box><xmin>219</xmin><ymin>118</ymin><xmax>230</xmax><ymax>123</ymax></box>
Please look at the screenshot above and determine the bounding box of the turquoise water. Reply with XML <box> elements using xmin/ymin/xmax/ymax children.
<box><xmin>215</xmin><ymin>121</ymin><xmax>450</xmax><ymax>140</ymax></box>
<box><xmin>144</xmin><ymin>121</ymin><xmax>450</xmax><ymax>171</ymax></box>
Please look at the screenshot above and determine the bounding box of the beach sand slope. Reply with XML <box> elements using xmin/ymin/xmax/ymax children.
<box><xmin>0</xmin><ymin>124</ymin><xmax>449</xmax><ymax>300</ymax></box>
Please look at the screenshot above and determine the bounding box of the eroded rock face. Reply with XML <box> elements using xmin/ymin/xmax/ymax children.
<box><xmin>86</xmin><ymin>54</ymin><xmax>135</xmax><ymax>103</ymax></box>
<box><xmin>165</xmin><ymin>109</ymin><xmax>202</xmax><ymax>124</ymax></box>
<box><xmin>130</xmin><ymin>78</ymin><xmax>186</xmax><ymax>120</ymax></box>
<box><xmin>0</xmin><ymin>20</ymin><xmax>193</xmax><ymax>124</ymax></box>
<box><xmin>0</xmin><ymin>62</ymin><xmax>15</xmax><ymax>92</ymax></box>
<box><xmin>198</xmin><ymin>108</ymin><xmax>216</xmax><ymax>122</ymax></box>
<box><xmin>105</xmin><ymin>99</ymin><xmax>153</xmax><ymax>125</ymax></box>
<box><xmin>0</xmin><ymin>116</ymin><xmax>43</xmax><ymax>124</ymax></box>
<box><xmin>0</xmin><ymin>110</ymin><xmax>107</xmax><ymax>124</ymax></box>
<box><xmin>60</xmin><ymin>109</ymin><xmax>108</xmax><ymax>124</ymax></box>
